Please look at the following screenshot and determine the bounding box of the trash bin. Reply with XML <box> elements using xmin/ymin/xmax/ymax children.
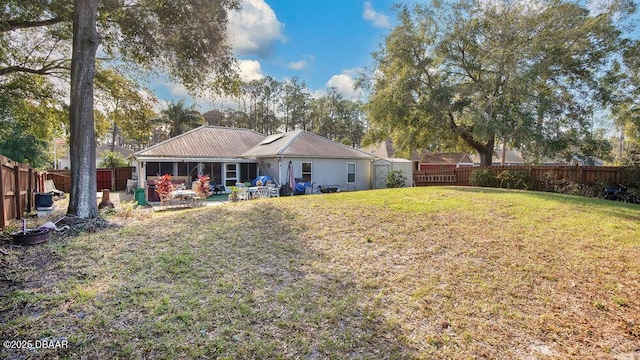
<box><xmin>134</xmin><ymin>187</ymin><xmax>146</xmax><ymax>206</ymax></box>
<box><xmin>35</xmin><ymin>192</ymin><xmax>54</xmax><ymax>208</ymax></box>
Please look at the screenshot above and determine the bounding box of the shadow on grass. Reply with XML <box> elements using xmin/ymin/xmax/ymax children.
<box><xmin>1</xmin><ymin>201</ymin><xmax>410</xmax><ymax>359</ymax></box>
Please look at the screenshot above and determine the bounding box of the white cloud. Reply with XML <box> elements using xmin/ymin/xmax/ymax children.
<box><xmin>157</xmin><ymin>59</ymin><xmax>264</xmax><ymax>111</ymax></box>
<box><xmin>289</xmin><ymin>60</ymin><xmax>307</xmax><ymax>70</ymax></box>
<box><xmin>228</xmin><ymin>0</ymin><xmax>286</xmax><ymax>57</ymax></box>
<box><xmin>363</xmin><ymin>1</ymin><xmax>390</xmax><ymax>29</ymax></box>
<box><xmin>288</xmin><ymin>55</ymin><xmax>315</xmax><ymax>70</ymax></box>
<box><xmin>238</xmin><ymin>59</ymin><xmax>265</xmax><ymax>82</ymax></box>
<box><xmin>325</xmin><ymin>69</ymin><xmax>365</xmax><ymax>101</ymax></box>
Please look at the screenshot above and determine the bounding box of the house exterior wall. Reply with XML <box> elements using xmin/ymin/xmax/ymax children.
<box><xmin>258</xmin><ymin>157</ymin><xmax>373</xmax><ymax>191</ymax></box>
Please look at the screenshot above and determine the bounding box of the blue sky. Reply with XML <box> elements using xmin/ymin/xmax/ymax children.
<box><xmin>153</xmin><ymin>0</ymin><xmax>640</xmax><ymax>113</ymax></box>
<box><xmin>155</xmin><ymin>0</ymin><xmax>397</xmax><ymax>110</ymax></box>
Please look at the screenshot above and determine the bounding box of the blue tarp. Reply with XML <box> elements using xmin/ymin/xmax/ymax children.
<box><xmin>252</xmin><ymin>175</ymin><xmax>274</xmax><ymax>186</ymax></box>
<box><xmin>294</xmin><ymin>181</ymin><xmax>312</xmax><ymax>194</ymax></box>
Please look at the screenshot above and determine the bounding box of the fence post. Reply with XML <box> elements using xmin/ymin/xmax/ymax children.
<box><xmin>27</xmin><ymin>167</ymin><xmax>33</xmax><ymax>212</ymax></box>
<box><xmin>0</xmin><ymin>156</ymin><xmax>6</xmax><ymax>230</ymax></box>
<box><xmin>14</xmin><ymin>161</ymin><xmax>22</xmax><ymax>219</ymax></box>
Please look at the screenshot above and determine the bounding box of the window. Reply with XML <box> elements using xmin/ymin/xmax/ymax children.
<box><xmin>225</xmin><ymin>163</ymin><xmax>237</xmax><ymax>186</ymax></box>
<box><xmin>347</xmin><ymin>162</ymin><xmax>356</xmax><ymax>183</ymax></box>
<box><xmin>301</xmin><ymin>162</ymin><xmax>312</xmax><ymax>182</ymax></box>
<box><xmin>146</xmin><ymin>162</ymin><xmax>173</xmax><ymax>178</ymax></box>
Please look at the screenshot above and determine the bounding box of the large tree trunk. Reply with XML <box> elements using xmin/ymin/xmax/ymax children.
<box><xmin>68</xmin><ymin>0</ymin><xmax>100</xmax><ymax>218</ymax></box>
<box><xmin>447</xmin><ymin>111</ymin><xmax>495</xmax><ymax>166</ymax></box>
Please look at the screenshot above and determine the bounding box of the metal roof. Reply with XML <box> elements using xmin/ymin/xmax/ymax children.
<box><xmin>242</xmin><ymin>130</ymin><xmax>375</xmax><ymax>159</ymax></box>
<box><xmin>133</xmin><ymin>126</ymin><xmax>265</xmax><ymax>160</ymax></box>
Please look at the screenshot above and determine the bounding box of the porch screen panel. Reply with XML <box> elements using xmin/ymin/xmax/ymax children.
<box><xmin>146</xmin><ymin>162</ymin><xmax>160</xmax><ymax>178</ymax></box>
<box><xmin>240</xmin><ymin>163</ymin><xmax>257</xmax><ymax>182</ymax></box>
<box><xmin>206</xmin><ymin>163</ymin><xmax>223</xmax><ymax>185</ymax></box>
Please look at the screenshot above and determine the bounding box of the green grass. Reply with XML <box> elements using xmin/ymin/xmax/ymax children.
<box><xmin>1</xmin><ymin>187</ymin><xmax>639</xmax><ymax>359</ymax></box>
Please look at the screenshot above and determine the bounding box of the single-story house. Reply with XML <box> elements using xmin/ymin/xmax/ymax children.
<box><xmin>419</xmin><ymin>152</ymin><xmax>474</xmax><ymax>171</ymax></box>
<box><xmin>131</xmin><ymin>126</ymin><xmax>265</xmax><ymax>189</ymax></box>
<box><xmin>241</xmin><ymin>130</ymin><xmax>375</xmax><ymax>192</ymax></box>
<box><xmin>131</xmin><ymin>126</ymin><xmax>378</xmax><ymax>198</ymax></box>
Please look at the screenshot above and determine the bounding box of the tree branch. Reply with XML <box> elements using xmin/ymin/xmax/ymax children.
<box><xmin>0</xmin><ymin>61</ymin><xmax>70</xmax><ymax>77</ymax></box>
<box><xmin>0</xmin><ymin>17</ymin><xmax>67</xmax><ymax>33</ymax></box>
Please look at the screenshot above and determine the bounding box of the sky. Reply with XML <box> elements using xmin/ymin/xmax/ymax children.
<box><xmin>154</xmin><ymin>0</ymin><xmax>398</xmax><ymax>111</ymax></box>
<box><xmin>152</xmin><ymin>0</ymin><xmax>640</xmax><ymax>114</ymax></box>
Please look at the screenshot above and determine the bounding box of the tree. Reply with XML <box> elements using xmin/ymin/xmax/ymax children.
<box><xmin>2</xmin><ymin>0</ymin><xmax>239</xmax><ymax>218</ymax></box>
<box><xmin>0</xmin><ymin>73</ymin><xmax>67</xmax><ymax>167</ymax></box>
<box><xmin>156</xmin><ymin>100</ymin><xmax>204</xmax><ymax>138</ymax></box>
<box><xmin>94</xmin><ymin>68</ymin><xmax>158</xmax><ymax>148</ymax></box>
<box><xmin>611</xmin><ymin>39</ymin><xmax>640</xmax><ymax>164</ymax></box>
<box><xmin>363</xmin><ymin>0</ymin><xmax>633</xmax><ymax>165</ymax></box>
<box><xmin>98</xmin><ymin>150</ymin><xmax>128</xmax><ymax>169</ymax></box>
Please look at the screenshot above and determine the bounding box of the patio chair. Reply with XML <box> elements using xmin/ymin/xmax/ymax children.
<box><xmin>191</xmin><ymin>181</ymin><xmax>207</xmax><ymax>206</ymax></box>
<box><xmin>237</xmin><ymin>187</ymin><xmax>250</xmax><ymax>201</ymax></box>
<box><xmin>269</xmin><ymin>185</ymin><xmax>282</xmax><ymax>198</ymax></box>
<box><xmin>126</xmin><ymin>179</ymin><xmax>137</xmax><ymax>194</ymax></box>
<box><xmin>44</xmin><ymin>179</ymin><xmax>65</xmax><ymax>197</ymax></box>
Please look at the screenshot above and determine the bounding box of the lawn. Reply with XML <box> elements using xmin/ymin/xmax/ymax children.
<box><xmin>1</xmin><ymin>187</ymin><xmax>639</xmax><ymax>359</ymax></box>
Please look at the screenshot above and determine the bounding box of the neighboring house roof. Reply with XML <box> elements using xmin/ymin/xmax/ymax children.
<box><xmin>97</xmin><ymin>144</ymin><xmax>134</xmax><ymax>158</ymax></box>
<box><xmin>571</xmin><ymin>154</ymin><xmax>604</xmax><ymax>166</ymax></box>
<box><xmin>363</xmin><ymin>139</ymin><xmax>424</xmax><ymax>161</ymax></box>
<box><xmin>242</xmin><ymin>130</ymin><xmax>375</xmax><ymax>159</ymax></box>
<box><xmin>470</xmin><ymin>150</ymin><xmax>525</xmax><ymax>165</ymax></box>
<box><xmin>133</xmin><ymin>126</ymin><xmax>265</xmax><ymax>160</ymax></box>
<box><xmin>421</xmin><ymin>152</ymin><xmax>474</xmax><ymax>165</ymax></box>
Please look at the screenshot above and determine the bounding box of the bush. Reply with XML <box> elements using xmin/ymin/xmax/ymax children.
<box><xmin>386</xmin><ymin>170</ymin><xmax>407</xmax><ymax>188</ymax></box>
<box><xmin>496</xmin><ymin>170</ymin><xmax>534</xmax><ymax>190</ymax></box>
<box><xmin>469</xmin><ymin>169</ymin><xmax>498</xmax><ymax>187</ymax></box>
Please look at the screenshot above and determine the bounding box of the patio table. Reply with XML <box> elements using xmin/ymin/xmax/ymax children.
<box><xmin>170</xmin><ymin>189</ymin><xmax>196</xmax><ymax>207</ymax></box>
<box><xmin>247</xmin><ymin>186</ymin><xmax>270</xmax><ymax>199</ymax></box>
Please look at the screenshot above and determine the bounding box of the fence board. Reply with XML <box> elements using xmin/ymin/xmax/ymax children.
<box><xmin>415</xmin><ymin>165</ymin><xmax>628</xmax><ymax>189</ymax></box>
<box><xmin>47</xmin><ymin>166</ymin><xmax>134</xmax><ymax>193</ymax></box>
<box><xmin>1</xmin><ymin>155</ymin><xmax>46</xmax><ymax>230</ymax></box>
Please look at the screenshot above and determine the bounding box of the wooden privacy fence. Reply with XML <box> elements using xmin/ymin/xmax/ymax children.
<box><xmin>414</xmin><ymin>165</ymin><xmax>627</xmax><ymax>188</ymax></box>
<box><xmin>47</xmin><ymin>166</ymin><xmax>134</xmax><ymax>193</ymax></box>
<box><xmin>1</xmin><ymin>155</ymin><xmax>47</xmax><ymax>230</ymax></box>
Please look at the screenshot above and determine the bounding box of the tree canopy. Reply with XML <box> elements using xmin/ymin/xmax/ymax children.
<box><xmin>1</xmin><ymin>0</ymin><xmax>240</xmax><ymax>218</ymax></box>
<box><xmin>363</xmin><ymin>0</ymin><xmax>635</xmax><ymax>165</ymax></box>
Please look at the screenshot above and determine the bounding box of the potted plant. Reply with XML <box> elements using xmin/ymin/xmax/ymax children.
<box><xmin>154</xmin><ymin>174</ymin><xmax>175</xmax><ymax>204</ymax></box>
<box><xmin>193</xmin><ymin>175</ymin><xmax>212</xmax><ymax>205</ymax></box>
<box><xmin>228</xmin><ymin>186</ymin><xmax>241</xmax><ymax>202</ymax></box>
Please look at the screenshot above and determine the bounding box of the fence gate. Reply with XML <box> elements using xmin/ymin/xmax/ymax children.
<box><xmin>373</xmin><ymin>164</ymin><xmax>390</xmax><ymax>189</ymax></box>
<box><xmin>96</xmin><ymin>169</ymin><xmax>112</xmax><ymax>191</ymax></box>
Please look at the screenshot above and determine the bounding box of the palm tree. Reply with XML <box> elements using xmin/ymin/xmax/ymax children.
<box><xmin>157</xmin><ymin>100</ymin><xmax>203</xmax><ymax>137</ymax></box>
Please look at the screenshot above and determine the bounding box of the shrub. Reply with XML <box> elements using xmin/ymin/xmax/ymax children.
<box><xmin>469</xmin><ymin>169</ymin><xmax>498</xmax><ymax>187</ymax></box>
<box><xmin>496</xmin><ymin>169</ymin><xmax>534</xmax><ymax>190</ymax></box>
<box><xmin>386</xmin><ymin>170</ymin><xmax>407</xmax><ymax>188</ymax></box>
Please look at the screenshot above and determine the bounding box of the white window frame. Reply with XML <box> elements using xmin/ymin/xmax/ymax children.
<box><xmin>224</xmin><ymin>163</ymin><xmax>238</xmax><ymax>186</ymax></box>
<box><xmin>301</xmin><ymin>162</ymin><xmax>312</xmax><ymax>182</ymax></box>
<box><xmin>347</xmin><ymin>162</ymin><xmax>356</xmax><ymax>184</ymax></box>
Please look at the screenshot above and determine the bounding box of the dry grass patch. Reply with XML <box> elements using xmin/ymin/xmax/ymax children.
<box><xmin>1</xmin><ymin>187</ymin><xmax>638</xmax><ymax>359</ymax></box>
